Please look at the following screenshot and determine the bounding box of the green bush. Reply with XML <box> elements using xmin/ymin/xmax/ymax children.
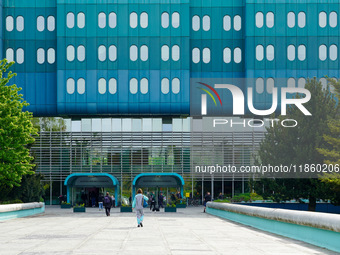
<box><xmin>0</xmin><ymin>199</ymin><xmax>23</xmax><ymax>204</ymax></box>
<box><xmin>214</xmin><ymin>199</ymin><xmax>231</xmax><ymax>203</ymax></box>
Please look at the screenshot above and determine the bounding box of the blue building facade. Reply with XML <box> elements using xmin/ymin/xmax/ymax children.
<box><xmin>1</xmin><ymin>0</ymin><xmax>340</xmax><ymax>116</ymax></box>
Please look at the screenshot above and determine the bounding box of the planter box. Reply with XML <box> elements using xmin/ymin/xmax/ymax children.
<box><xmin>61</xmin><ymin>204</ymin><xmax>72</xmax><ymax>209</ymax></box>
<box><xmin>120</xmin><ymin>207</ymin><xmax>132</xmax><ymax>212</ymax></box>
<box><xmin>73</xmin><ymin>207</ymin><xmax>85</xmax><ymax>213</ymax></box>
<box><xmin>176</xmin><ymin>204</ymin><xmax>186</xmax><ymax>208</ymax></box>
<box><xmin>165</xmin><ymin>207</ymin><xmax>177</xmax><ymax>212</ymax></box>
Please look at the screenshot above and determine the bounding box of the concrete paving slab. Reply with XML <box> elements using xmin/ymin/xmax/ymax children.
<box><xmin>0</xmin><ymin>206</ymin><xmax>337</xmax><ymax>255</ymax></box>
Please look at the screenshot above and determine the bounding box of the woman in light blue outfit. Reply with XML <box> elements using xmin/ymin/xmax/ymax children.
<box><xmin>132</xmin><ymin>188</ymin><xmax>149</xmax><ymax>227</ymax></box>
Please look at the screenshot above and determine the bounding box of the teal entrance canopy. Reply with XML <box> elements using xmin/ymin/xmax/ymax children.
<box><xmin>64</xmin><ymin>173</ymin><xmax>119</xmax><ymax>206</ymax></box>
<box><xmin>132</xmin><ymin>173</ymin><xmax>185</xmax><ymax>198</ymax></box>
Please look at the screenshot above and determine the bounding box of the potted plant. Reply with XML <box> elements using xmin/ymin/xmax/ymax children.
<box><xmin>165</xmin><ymin>203</ymin><xmax>177</xmax><ymax>212</ymax></box>
<box><xmin>120</xmin><ymin>204</ymin><xmax>132</xmax><ymax>212</ymax></box>
<box><xmin>176</xmin><ymin>199</ymin><xmax>186</xmax><ymax>208</ymax></box>
<box><xmin>61</xmin><ymin>201</ymin><xmax>72</xmax><ymax>209</ymax></box>
<box><xmin>73</xmin><ymin>203</ymin><xmax>86</xmax><ymax>213</ymax></box>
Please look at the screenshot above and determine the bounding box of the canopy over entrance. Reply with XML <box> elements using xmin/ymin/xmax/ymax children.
<box><xmin>132</xmin><ymin>173</ymin><xmax>185</xmax><ymax>198</ymax></box>
<box><xmin>64</xmin><ymin>173</ymin><xmax>119</xmax><ymax>206</ymax></box>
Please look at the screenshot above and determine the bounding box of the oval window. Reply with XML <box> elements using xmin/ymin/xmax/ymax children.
<box><xmin>130</xmin><ymin>12</ymin><xmax>138</xmax><ymax>28</ymax></box>
<box><xmin>109</xmin><ymin>45</ymin><xmax>117</xmax><ymax>61</ymax></box>
<box><xmin>98</xmin><ymin>12</ymin><xmax>106</xmax><ymax>28</ymax></box>
<box><xmin>130</xmin><ymin>78</ymin><xmax>138</xmax><ymax>94</ymax></box>
<box><xmin>16</xmin><ymin>48</ymin><xmax>24</xmax><ymax>64</ymax></box>
<box><xmin>287</xmin><ymin>78</ymin><xmax>295</xmax><ymax>88</ymax></box>
<box><xmin>319</xmin><ymin>45</ymin><xmax>327</xmax><ymax>61</ymax></box>
<box><xmin>77</xmin><ymin>78</ymin><xmax>85</xmax><ymax>94</ymax></box>
<box><xmin>140</xmin><ymin>45</ymin><xmax>148</xmax><ymax>61</ymax></box>
<box><xmin>256</xmin><ymin>78</ymin><xmax>264</xmax><ymax>94</ymax></box>
<box><xmin>298</xmin><ymin>45</ymin><xmax>306</xmax><ymax>61</ymax></box>
<box><xmin>287</xmin><ymin>12</ymin><xmax>295</xmax><ymax>28</ymax></box>
<box><xmin>319</xmin><ymin>12</ymin><xmax>327</xmax><ymax>28</ymax></box>
<box><xmin>47</xmin><ymin>16</ymin><xmax>55</xmax><ymax>31</ymax></box>
<box><xmin>234</xmin><ymin>48</ymin><xmax>242</xmax><ymax>63</ymax></box>
<box><xmin>130</xmin><ymin>45</ymin><xmax>138</xmax><ymax>61</ymax></box>
<box><xmin>266</xmin><ymin>12</ymin><xmax>274</xmax><ymax>28</ymax></box>
<box><xmin>98</xmin><ymin>78</ymin><xmax>106</xmax><ymax>94</ymax></box>
<box><xmin>161</xmin><ymin>12</ymin><xmax>169</xmax><ymax>28</ymax></box>
<box><xmin>109</xmin><ymin>78</ymin><xmax>117</xmax><ymax>94</ymax></box>
<box><xmin>109</xmin><ymin>12</ymin><xmax>117</xmax><ymax>28</ymax></box>
<box><xmin>202</xmin><ymin>15</ymin><xmax>210</xmax><ymax>31</ymax></box>
<box><xmin>203</xmin><ymin>48</ymin><xmax>211</xmax><ymax>63</ymax></box>
<box><xmin>223</xmin><ymin>48</ymin><xmax>231</xmax><ymax>63</ymax></box>
<box><xmin>161</xmin><ymin>45</ymin><xmax>170</xmax><ymax>61</ymax></box>
<box><xmin>37</xmin><ymin>16</ymin><xmax>45</xmax><ymax>32</ymax></box>
<box><xmin>77</xmin><ymin>12</ymin><xmax>85</xmax><ymax>28</ymax></box>
<box><xmin>192</xmin><ymin>15</ymin><xmax>200</xmax><ymax>31</ymax></box>
<box><xmin>37</xmin><ymin>48</ymin><xmax>45</xmax><ymax>64</ymax></box>
<box><xmin>266</xmin><ymin>78</ymin><xmax>274</xmax><ymax>94</ymax></box>
<box><xmin>172</xmin><ymin>12</ymin><xmax>180</xmax><ymax>28</ymax></box>
<box><xmin>298</xmin><ymin>78</ymin><xmax>306</xmax><ymax>88</ymax></box>
<box><xmin>223</xmin><ymin>15</ymin><xmax>231</xmax><ymax>31</ymax></box>
<box><xmin>172</xmin><ymin>78</ymin><xmax>180</xmax><ymax>94</ymax></box>
<box><xmin>67</xmin><ymin>78</ymin><xmax>75</xmax><ymax>94</ymax></box>
<box><xmin>140</xmin><ymin>12</ymin><xmax>148</xmax><ymax>28</ymax></box>
<box><xmin>234</xmin><ymin>15</ymin><xmax>241</xmax><ymax>31</ymax></box>
<box><xmin>98</xmin><ymin>45</ymin><xmax>106</xmax><ymax>62</ymax></box>
<box><xmin>6</xmin><ymin>16</ymin><xmax>14</xmax><ymax>31</ymax></box>
<box><xmin>330</xmin><ymin>44</ymin><xmax>338</xmax><ymax>61</ymax></box>
<box><xmin>172</xmin><ymin>45</ymin><xmax>180</xmax><ymax>61</ymax></box>
<box><xmin>255</xmin><ymin>12</ymin><xmax>263</xmax><ymax>28</ymax></box>
<box><xmin>67</xmin><ymin>45</ymin><xmax>75</xmax><ymax>61</ymax></box>
<box><xmin>140</xmin><ymin>78</ymin><xmax>148</xmax><ymax>94</ymax></box>
<box><xmin>266</xmin><ymin>45</ymin><xmax>274</xmax><ymax>61</ymax></box>
<box><xmin>16</xmin><ymin>16</ymin><xmax>24</xmax><ymax>32</ymax></box>
<box><xmin>47</xmin><ymin>48</ymin><xmax>55</xmax><ymax>64</ymax></box>
<box><xmin>6</xmin><ymin>48</ymin><xmax>14</xmax><ymax>62</ymax></box>
<box><xmin>77</xmin><ymin>45</ymin><xmax>85</xmax><ymax>62</ymax></box>
<box><xmin>67</xmin><ymin>12</ymin><xmax>75</xmax><ymax>28</ymax></box>
<box><xmin>330</xmin><ymin>12</ymin><xmax>338</xmax><ymax>28</ymax></box>
<box><xmin>256</xmin><ymin>45</ymin><xmax>264</xmax><ymax>61</ymax></box>
<box><xmin>298</xmin><ymin>12</ymin><xmax>306</xmax><ymax>28</ymax></box>
<box><xmin>192</xmin><ymin>48</ymin><xmax>200</xmax><ymax>63</ymax></box>
<box><xmin>161</xmin><ymin>78</ymin><xmax>169</xmax><ymax>94</ymax></box>
<box><xmin>287</xmin><ymin>45</ymin><xmax>295</xmax><ymax>61</ymax></box>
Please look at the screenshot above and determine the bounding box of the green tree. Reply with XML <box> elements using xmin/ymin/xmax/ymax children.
<box><xmin>252</xmin><ymin>78</ymin><xmax>336</xmax><ymax>211</ymax></box>
<box><xmin>0</xmin><ymin>59</ymin><xmax>38</xmax><ymax>192</ymax></box>
<box><xmin>317</xmin><ymin>78</ymin><xmax>340</xmax><ymax>205</ymax></box>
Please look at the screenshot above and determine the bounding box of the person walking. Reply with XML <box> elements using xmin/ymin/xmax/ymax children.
<box><xmin>203</xmin><ymin>192</ymin><xmax>212</xmax><ymax>213</ymax></box>
<box><xmin>104</xmin><ymin>192</ymin><xmax>112</xmax><ymax>216</ymax></box>
<box><xmin>111</xmin><ymin>195</ymin><xmax>116</xmax><ymax>208</ymax></box>
<box><xmin>98</xmin><ymin>193</ymin><xmax>104</xmax><ymax>211</ymax></box>
<box><xmin>149</xmin><ymin>194</ymin><xmax>156</xmax><ymax>211</ymax></box>
<box><xmin>158</xmin><ymin>192</ymin><xmax>164</xmax><ymax>209</ymax></box>
<box><xmin>132</xmin><ymin>188</ymin><xmax>149</xmax><ymax>227</ymax></box>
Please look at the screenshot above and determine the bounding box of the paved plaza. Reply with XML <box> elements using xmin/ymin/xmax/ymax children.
<box><xmin>0</xmin><ymin>206</ymin><xmax>337</xmax><ymax>255</ymax></box>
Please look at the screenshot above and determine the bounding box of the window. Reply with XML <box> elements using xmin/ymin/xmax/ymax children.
<box><xmin>234</xmin><ymin>15</ymin><xmax>241</xmax><ymax>31</ymax></box>
<box><xmin>266</xmin><ymin>45</ymin><xmax>274</xmax><ymax>61</ymax></box>
<box><xmin>161</xmin><ymin>45</ymin><xmax>169</xmax><ymax>61</ymax></box>
<box><xmin>172</xmin><ymin>78</ymin><xmax>180</xmax><ymax>94</ymax></box>
<box><xmin>256</xmin><ymin>78</ymin><xmax>264</xmax><ymax>94</ymax></box>
<box><xmin>109</xmin><ymin>12</ymin><xmax>117</xmax><ymax>28</ymax></box>
<box><xmin>319</xmin><ymin>45</ymin><xmax>327</xmax><ymax>61</ymax></box>
<box><xmin>6</xmin><ymin>16</ymin><xmax>14</xmax><ymax>31</ymax></box>
<box><xmin>255</xmin><ymin>12</ymin><xmax>263</xmax><ymax>28</ymax></box>
<box><xmin>109</xmin><ymin>45</ymin><xmax>117</xmax><ymax>61</ymax></box>
<box><xmin>267</xmin><ymin>78</ymin><xmax>274</xmax><ymax>94</ymax></box>
<box><xmin>130</xmin><ymin>12</ymin><xmax>138</xmax><ymax>28</ymax></box>
<box><xmin>47</xmin><ymin>16</ymin><xmax>55</xmax><ymax>31</ymax></box>
<box><xmin>161</xmin><ymin>78</ymin><xmax>169</xmax><ymax>94</ymax></box>
<box><xmin>47</xmin><ymin>48</ymin><xmax>55</xmax><ymax>64</ymax></box>
<box><xmin>234</xmin><ymin>48</ymin><xmax>242</xmax><ymax>63</ymax></box>
<box><xmin>172</xmin><ymin>12</ymin><xmax>180</xmax><ymax>28</ymax></box>
<box><xmin>192</xmin><ymin>15</ymin><xmax>200</xmax><ymax>31</ymax></box>
<box><xmin>298</xmin><ymin>45</ymin><xmax>306</xmax><ymax>61</ymax></box>
<box><xmin>37</xmin><ymin>16</ymin><xmax>45</xmax><ymax>31</ymax></box>
<box><xmin>161</xmin><ymin>12</ymin><xmax>169</xmax><ymax>28</ymax></box>
<box><xmin>98</xmin><ymin>78</ymin><xmax>106</xmax><ymax>94</ymax></box>
<box><xmin>77</xmin><ymin>78</ymin><xmax>85</xmax><ymax>94</ymax></box>
<box><xmin>223</xmin><ymin>48</ymin><xmax>231</xmax><ymax>63</ymax></box>
<box><xmin>109</xmin><ymin>78</ymin><xmax>117</xmax><ymax>94</ymax></box>
<box><xmin>298</xmin><ymin>78</ymin><xmax>306</xmax><ymax>88</ymax></box>
<box><xmin>287</xmin><ymin>12</ymin><xmax>295</xmax><ymax>28</ymax></box>
<box><xmin>16</xmin><ymin>16</ymin><xmax>24</xmax><ymax>32</ymax></box>
<box><xmin>6</xmin><ymin>48</ymin><xmax>14</xmax><ymax>62</ymax></box>
<box><xmin>319</xmin><ymin>12</ymin><xmax>327</xmax><ymax>28</ymax></box>
<box><xmin>298</xmin><ymin>12</ymin><xmax>306</xmax><ymax>28</ymax></box>
<box><xmin>77</xmin><ymin>45</ymin><xmax>85</xmax><ymax>62</ymax></box>
<box><xmin>192</xmin><ymin>48</ymin><xmax>200</xmax><ymax>63</ymax></box>
<box><xmin>203</xmin><ymin>48</ymin><xmax>210</xmax><ymax>63</ymax></box>
<box><xmin>77</xmin><ymin>12</ymin><xmax>85</xmax><ymax>28</ymax></box>
<box><xmin>98</xmin><ymin>12</ymin><xmax>106</xmax><ymax>28</ymax></box>
<box><xmin>287</xmin><ymin>78</ymin><xmax>295</xmax><ymax>88</ymax></box>
<box><xmin>140</xmin><ymin>78</ymin><xmax>148</xmax><ymax>94</ymax></box>
<box><xmin>98</xmin><ymin>45</ymin><xmax>106</xmax><ymax>62</ymax></box>
<box><xmin>67</xmin><ymin>12</ymin><xmax>75</xmax><ymax>28</ymax></box>
<box><xmin>172</xmin><ymin>45</ymin><xmax>180</xmax><ymax>61</ymax></box>
<box><xmin>266</xmin><ymin>12</ymin><xmax>274</xmax><ymax>28</ymax></box>
<box><xmin>287</xmin><ymin>45</ymin><xmax>295</xmax><ymax>61</ymax></box>
<box><xmin>140</xmin><ymin>45</ymin><xmax>148</xmax><ymax>61</ymax></box>
<box><xmin>67</xmin><ymin>78</ymin><xmax>75</xmax><ymax>94</ymax></box>
<box><xmin>16</xmin><ymin>48</ymin><xmax>24</xmax><ymax>64</ymax></box>
<box><xmin>130</xmin><ymin>45</ymin><xmax>138</xmax><ymax>61</ymax></box>
<box><xmin>256</xmin><ymin>45</ymin><xmax>264</xmax><ymax>61</ymax></box>
<box><xmin>223</xmin><ymin>15</ymin><xmax>231</xmax><ymax>31</ymax></box>
<box><xmin>130</xmin><ymin>78</ymin><xmax>138</xmax><ymax>94</ymax></box>
<box><xmin>37</xmin><ymin>48</ymin><xmax>45</xmax><ymax>64</ymax></box>
<box><xmin>202</xmin><ymin>15</ymin><xmax>210</xmax><ymax>31</ymax></box>
<box><xmin>330</xmin><ymin>44</ymin><xmax>338</xmax><ymax>61</ymax></box>
<box><xmin>330</xmin><ymin>12</ymin><xmax>338</xmax><ymax>28</ymax></box>
<box><xmin>67</xmin><ymin>45</ymin><xmax>75</xmax><ymax>61</ymax></box>
<box><xmin>140</xmin><ymin>12</ymin><xmax>148</xmax><ymax>28</ymax></box>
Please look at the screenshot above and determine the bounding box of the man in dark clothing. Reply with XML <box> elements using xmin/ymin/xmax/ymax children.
<box><xmin>149</xmin><ymin>194</ymin><xmax>156</xmax><ymax>211</ymax></box>
<box><xmin>103</xmin><ymin>192</ymin><xmax>112</xmax><ymax>216</ymax></box>
<box><xmin>203</xmin><ymin>192</ymin><xmax>212</xmax><ymax>213</ymax></box>
<box><xmin>158</xmin><ymin>192</ymin><xmax>164</xmax><ymax>208</ymax></box>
